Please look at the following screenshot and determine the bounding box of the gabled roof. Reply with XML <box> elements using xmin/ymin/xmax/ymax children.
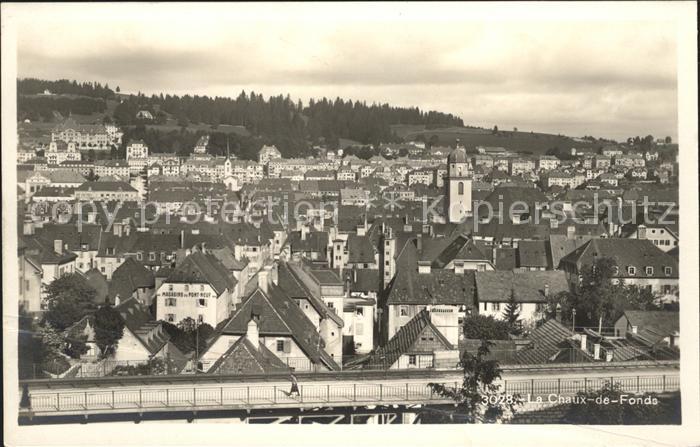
<box><xmin>386</xmin><ymin>243</ymin><xmax>477</xmax><ymax>306</ymax></box>
<box><xmin>164</xmin><ymin>252</ymin><xmax>235</xmax><ymax>295</ymax></box>
<box><xmin>475</xmin><ymin>271</ymin><xmax>569</xmax><ymax>303</ymax></box>
<box><xmin>517</xmin><ymin>240</ymin><xmax>550</xmax><ymax>268</ymax></box>
<box><xmin>115</xmin><ymin>297</ymin><xmax>170</xmax><ymax>355</ymax></box>
<box><xmin>621</xmin><ymin>310</ymin><xmax>679</xmax><ymax>337</ymax></box>
<box><xmin>76</xmin><ymin>181</ymin><xmax>137</xmax><ymax>192</ymax></box>
<box><xmin>109</xmin><ymin>258</ymin><xmax>155</xmax><ymax>300</ymax></box>
<box><xmin>548</xmin><ymin>234</ymin><xmax>594</xmax><ymax>270</ymax></box>
<box><xmin>208</xmin><ymin>335</ymin><xmax>290</xmax><ymax>375</ymax></box>
<box><xmin>346</xmin><ymin>234</ymin><xmax>376</xmax><ymax>264</ymax></box>
<box><xmin>219</xmin><ymin>284</ymin><xmax>341</xmax><ymax>371</ymax></box>
<box><xmin>513</xmin><ymin>319</ymin><xmax>586</xmax><ymax>365</ymax></box>
<box><xmin>366</xmin><ymin>310</ymin><xmax>453</xmax><ymax>368</ymax></box>
<box><xmin>430</xmin><ymin>234</ymin><xmax>490</xmax><ymax>269</ymax></box>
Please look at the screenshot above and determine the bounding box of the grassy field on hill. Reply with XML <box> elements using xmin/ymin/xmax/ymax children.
<box><xmin>392</xmin><ymin>124</ymin><xmax>599</xmax><ymax>154</ymax></box>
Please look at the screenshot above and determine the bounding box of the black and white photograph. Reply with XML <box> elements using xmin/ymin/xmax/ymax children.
<box><xmin>2</xmin><ymin>2</ymin><xmax>698</xmax><ymax>446</ymax></box>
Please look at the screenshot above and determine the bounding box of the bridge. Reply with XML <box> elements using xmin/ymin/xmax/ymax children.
<box><xmin>18</xmin><ymin>360</ymin><xmax>680</xmax><ymax>424</ymax></box>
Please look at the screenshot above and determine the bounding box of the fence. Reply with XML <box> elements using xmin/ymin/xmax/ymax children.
<box><xmin>21</xmin><ymin>373</ymin><xmax>680</xmax><ymax>415</ymax></box>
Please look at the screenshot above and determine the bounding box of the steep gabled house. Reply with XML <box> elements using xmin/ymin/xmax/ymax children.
<box><xmin>366</xmin><ymin>309</ymin><xmax>457</xmax><ymax>370</ymax></box>
<box><xmin>383</xmin><ymin>238</ymin><xmax>477</xmax><ymax>346</ymax></box>
<box><xmin>198</xmin><ymin>270</ymin><xmax>341</xmax><ymax>373</ymax></box>
<box><xmin>155</xmin><ymin>252</ymin><xmax>236</xmax><ymax>326</ymax></box>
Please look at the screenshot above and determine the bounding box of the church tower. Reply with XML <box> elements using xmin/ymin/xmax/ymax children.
<box><xmin>446</xmin><ymin>141</ymin><xmax>472</xmax><ymax>223</ymax></box>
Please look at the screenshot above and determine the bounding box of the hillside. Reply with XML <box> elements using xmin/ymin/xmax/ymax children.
<box><xmin>392</xmin><ymin>125</ymin><xmax>601</xmax><ymax>155</ymax></box>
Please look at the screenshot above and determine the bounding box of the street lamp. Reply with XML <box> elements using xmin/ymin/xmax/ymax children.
<box><xmin>572</xmin><ymin>308</ymin><xmax>577</xmax><ymax>332</ymax></box>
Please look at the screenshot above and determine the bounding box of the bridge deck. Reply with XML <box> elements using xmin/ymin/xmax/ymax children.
<box><xmin>20</xmin><ymin>372</ymin><xmax>680</xmax><ymax>418</ymax></box>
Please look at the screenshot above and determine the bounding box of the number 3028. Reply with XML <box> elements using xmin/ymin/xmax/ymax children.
<box><xmin>481</xmin><ymin>395</ymin><xmax>515</xmax><ymax>405</ymax></box>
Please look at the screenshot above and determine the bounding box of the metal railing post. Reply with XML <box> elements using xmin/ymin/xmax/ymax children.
<box><xmin>300</xmin><ymin>385</ymin><xmax>304</xmax><ymax>403</ymax></box>
<box><xmin>246</xmin><ymin>386</ymin><xmax>250</xmax><ymax>404</ymax></box>
<box><xmin>406</xmin><ymin>383</ymin><xmax>409</xmax><ymax>400</ymax></box>
<box><xmin>353</xmin><ymin>383</ymin><xmax>357</xmax><ymax>401</ymax></box>
<box><xmin>273</xmin><ymin>386</ymin><xmax>277</xmax><ymax>404</ymax></box>
<box><xmin>504</xmin><ymin>380</ymin><xmax>508</xmax><ymax>394</ymax></box>
<box><xmin>663</xmin><ymin>375</ymin><xmax>666</xmax><ymax>392</ymax></box>
<box><xmin>327</xmin><ymin>384</ymin><xmax>330</xmax><ymax>403</ymax></box>
<box><xmin>56</xmin><ymin>392</ymin><xmax>60</xmax><ymax>411</ymax></box>
<box><xmin>139</xmin><ymin>389</ymin><xmax>142</xmax><ymax>408</ymax></box>
<box><xmin>193</xmin><ymin>387</ymin><xmax>197</xmax><ymax>407</ymax></box>
<box><xmin>379</xmin><ymin>384</ymin><xmax>383</xmax><ymax>401</ymax></box>
<box><xmin>221</xmin><ymin>386</ymin><xmax>224</xmax><ymax>405</ymax></box>
<box><xmin>637</xmin><ymin>376</ymin><xmax>640</xmax><ymax>393</ymax></box>
<box><xmin>531</xmin><ymin>379</ymin><xmax>534</xmax><ymax>396</ymax></box>
<box><xmin>557</xmin><ymin>378</ymin><xmax>561</xmax><ymax>395</ymax></box>
<box><xmin>584</xmin><ymin>377</ymin><xmax>588</xmax><ymax>393</ymax></box>
<box><xmin>111</xmin><ymin>390</ymin><xmax>115</xmax><ymax>409</ymax></box>
<box><xmin>84</xmin><ymin>391</ymin><xmax>88</xmax><ymax>409</ymax></box>
<box><xmin>166</xmin><ymin>388</ymin><xmax>169</xmax><ymax>407</ymax></box>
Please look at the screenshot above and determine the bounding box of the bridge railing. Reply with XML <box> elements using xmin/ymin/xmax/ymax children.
<box><xmin>21</xmin><ymin>373</ymin><xmax>680</xmax><ymax>415</ymax></box>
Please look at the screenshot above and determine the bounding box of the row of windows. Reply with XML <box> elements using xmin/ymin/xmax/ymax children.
<box><xmin>613</xmin><ymin>266</ymin><xmax>673</xmax><ymax>276</ymax></box>
<box><xmin>165</xmin><ymin>314</ymin><xmax>204</xmax><ymax>323</ymax></box>
<box><xmin>168</xmin><ymin>284</ymin><xmax>207</xmax><ymax>292</ymax></box>
<box><xmin>165</xmin><ymin>298</ymin><xmax>208</xmax><ymax>307</ymax></box>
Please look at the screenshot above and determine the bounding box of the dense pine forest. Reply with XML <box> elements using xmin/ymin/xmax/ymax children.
<box><xmin>17</xmin><ymin>78</ymin><xmax>464</xmax><ymax>157</ymax></box>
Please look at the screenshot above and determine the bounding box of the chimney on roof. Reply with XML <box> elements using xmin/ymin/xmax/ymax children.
<box><xmin>113</xmin><ymin>222</ymin><xmax>123</xmax><ymax>237</ymax></box>
<box><xmin>180</xmin><ymin>230</ymin><xmax>185</xmax><ymax>249</ymax></box>
<box><xmin>54</xmin><ymin>239</ymin><xmax>63</xmax><ymax>255</ymax></box>
<box><xmin>544</xmin><ymin>284</ymin><xmax>550</xmax><ymax>297</ymax></box>
<box><xmin>23</xmin><ymin>219</ymin><xmax>35</xmax><ymax>236</ymax></box>
<box><xmin>566</xmin><ymin>225</ymin><xmax>576</xmax><ymax>240</ymax></box>
<box><xmin>454</xmin><ymin>261</ymin><xmax>465</xmax><ymax>276</ymax></box>
<box><xmin>637</xmin><ymin>224</ymin><xmax>647</xmax><ymax>240</ymax></box>
<box><xmin>356</xmin><ymin>223</ymin><xmax>366</xmax><ymax>237</ymax></box>
<box><xmin>247</xmin><ymin>317</ymin><xmax>260</xmax><ymax>350</ymax></box>
<box><xmin>258</xmin><ymin>266</ymin><xmax>270</xmax><ymax>294</ymax></box>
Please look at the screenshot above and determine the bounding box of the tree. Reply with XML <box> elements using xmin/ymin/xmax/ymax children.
<box><xmin>86</xmin><ymin>149</ymin><xmax>96</xmax><ymax>162</ymax></box>
<box><xmin>501</xmin><ymin>290</ymin><xmax>522</xmax><ymax>335</ymax></box>
<box><xmin>64</xmin><ymin>333</ymin><xmax>89</xmax><ymax>359</ymax></box>
<box><xmin>116</xmin><ymin>86</ymin><xmax>120</xmax><ymax>93</ymax></box>
<box><xmin>492</xmin><ymin>125</ymin><xmax>499</xmax><ymax>134</ymax></box>
<box><xmin>547</xmin><ymin>257</ymin><xmax>660</xmax><ymax>328</ymax></box>
<box><xmin>462</xmin><ymin>314</ymin><xmax>511</xmax><ymax>340</ymax></box>
<box><xmin>93</xmin><ymin>305</ymin><xmax>125</xmax><ymax>359</ymax></box>
<box><xmin>425</xmin><ymin>341</ymin><xmax>521</xmax><ymax>423</ymax></box>
<box><xmin>664</xmin><ymin>136</ymin><xmax>672</xmax><ymax>144</ymax></box>
<box><xmin>43</xmin><ymin>273</ymin><xmax>98</xmax><ymax>331</ymax></box>
<box><xmin>564</xmin><ymin>382</ymin><xmax>680</xmax><ymax>424</ymax></box>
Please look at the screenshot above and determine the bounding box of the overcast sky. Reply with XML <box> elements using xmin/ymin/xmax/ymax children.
<box><xmin>10</xmin><ymin>3</ymin><xmax>679</xmax><ymax>140</ymax></box>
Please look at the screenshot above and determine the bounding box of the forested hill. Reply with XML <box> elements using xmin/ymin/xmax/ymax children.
<box><xmin>17</xmin><ymin>78</ymin><xmax>464</xmax><ymax>150</ymax></box>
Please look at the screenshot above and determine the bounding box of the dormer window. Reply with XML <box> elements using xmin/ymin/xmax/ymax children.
<box><xmin>645</xmin><ymin>266</ymin><xmax>654</xmax><ymax>276</ymax></box>
<box><xmin>136</xmin><ymin>252</ymin><xmax>142</xmax><ymax>260</ymax></box>
<box><xmin>612</xmin><ymin>266</ymin><xmax>619</xmax><ymax>276</ymax></box>
<box><xmin>664</xmin><ymin>266</ymin><xmax>672</xmax><ymax>276</ymax></box>
<box><xmin>627</xmin><ymin>266</ymin><xmax>636</xmax><ymax>276</ymax></box>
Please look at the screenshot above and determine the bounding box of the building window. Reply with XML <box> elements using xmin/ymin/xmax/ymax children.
<box><xmin>458</xmin><ymin>182</ymin><xmax>464</xmax><ymax>195</ymax></box>
<box><xmin>408</xmin><ymin>355</ymin><xmax>416</xmax><ymax>365</ymax></box>
<box><xmin>491</xmin><ymin>303</ymin><xmax>500</xmax><ymax>311</ymax></box>
<box><xmin>664</xmin><ymin>266</ymin><xmax>672</xmax><ymax>276</ymax></box>
<box><xmin>400</xmin><ymin>306</ymin><xmax>408</xmax><ymax>316</ymax></box>
<box><xmin>149</xmin><ymin>252</ymin><xmax>156</xmax><ymax>261</ymax></box>
<box><xmin>356</xmin><ymin>307</ymin><xmax>364</xmax><ymax>316</ymax></box>
<box><xmin>166</xmin><ymin>314</ymin><xmax>175</xmax><ymax>322</ymax></box>
<box><xmin>184</xmin><ymin>285</ymin><xmax>189</xmax><ymax>292</ymax></box>
<box><xmin>276</xmin><ymin>340</ymin><xmax>285</xmax><ymax>352</ymax></box>
<box><xmin>197</xmin><ymin>314</ymin><xmax>204</xmax><ymax>324</ymax></box>
<box><xmin>612</xmin><ymin>266</ymin><xmax>619</xmax><ymax>276</ymax></box>
<box><xmin>663</xmin><ymin>285</ymin><xmax>672</xmax><ymax>295</ymax></box>
<box><xmin>627</xmin><ymin>266</ymin><xmax>636</xmax><ymax>276</ymax></box>
<box><xmin>200</xmin><ymin>284</ymin><xmax>205</xmax><ymax>291</ymax></box>
<box><xmin>645</xmin><ymin>266</ymin><xmax>654</xmax><ymax>276</ymax></box>
<box><xmin>165</xmin><ymin>298</ymin><xmax>176</xmax><ymax>306</ymax></box>
<box><xmin>136</xmin><ymin>252</ymin><xmax>142</xmax><ymax>260</ymax></box>
<box><xmin>198</xmin><ymin>298</ymin><xmax>207</xmax><ymax>307</ymax></box>
<box><xmin>169</xmin><ymin>284</ymin><xmax>174</xmax><ymax>291</ymax></box>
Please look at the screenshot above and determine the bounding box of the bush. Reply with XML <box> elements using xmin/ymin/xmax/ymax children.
<box><xmin>42</xmin><ymin>356</ymin><xmax>71</xmax><ymax>375</ymax></box>
<box><xmin>110</xmin><ymin>358</ymin><xmax>166</xmax><ymax>376</ymax></box>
